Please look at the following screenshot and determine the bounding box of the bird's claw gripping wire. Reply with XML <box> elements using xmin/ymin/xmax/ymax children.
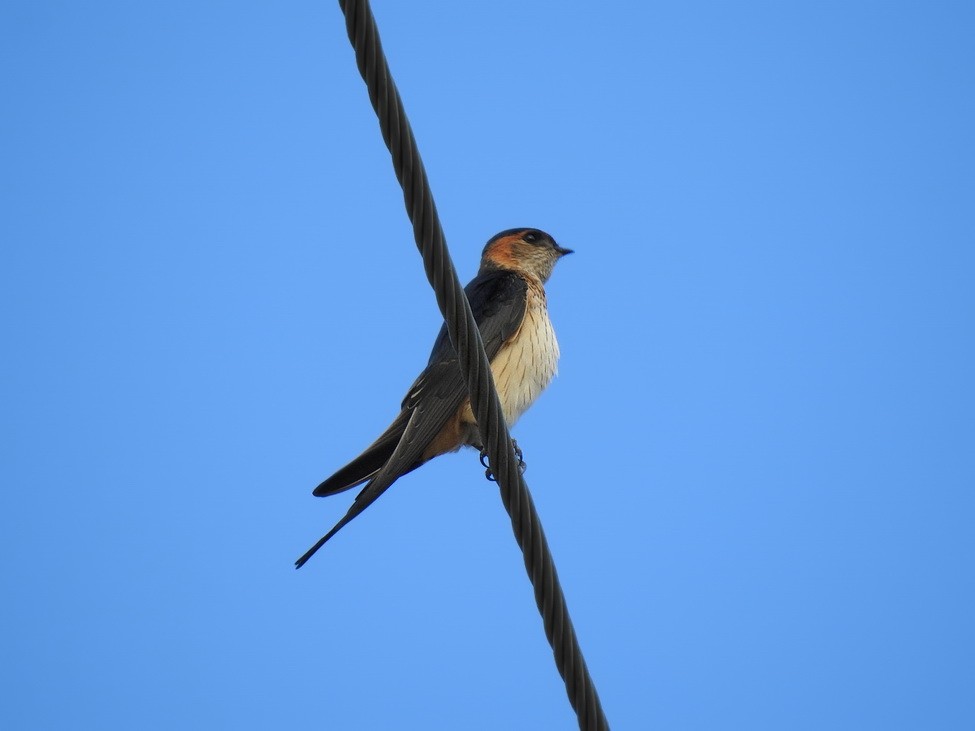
<box><xmin>480</xmin><ymin>441</ymin><xmax>526</xmax><ymax>481</ymax></box>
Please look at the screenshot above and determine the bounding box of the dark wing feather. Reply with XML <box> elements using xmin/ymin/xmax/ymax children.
<box><xmin>422</xmin><ymin>269</ymin><xmax>530</xmax><ymax>376</ymax></box>
<box><xmin>296</xmin><ymin>270</ymin><xmax>528</xmax><ymax>566</ymax></box>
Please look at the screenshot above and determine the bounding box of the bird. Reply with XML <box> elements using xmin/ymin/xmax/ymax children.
<box><xmin>295</xmin><ymin>228</ymin><xmax>572</xmax><ymax>568</ymax></box>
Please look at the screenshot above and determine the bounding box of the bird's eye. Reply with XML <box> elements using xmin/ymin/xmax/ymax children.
<box><xmin>523</xmin><ymin>231</ymin><xmax>539</xmax><ymax>243</ymax></box>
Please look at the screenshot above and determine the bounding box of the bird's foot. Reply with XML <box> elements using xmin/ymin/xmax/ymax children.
<box><xmin>479</xmin><ymin>440</ymin><xmax>527</xmax><ymax>482</ymax></box>
<box><xmin>512</xmin><ymin>440</ymin><xmax>526</xmax><ymax>473</ymax></box>
<box><xmin>479</xmin><ymin>448</ymin><xmax>495</xmax><ymax>481</ymax></box>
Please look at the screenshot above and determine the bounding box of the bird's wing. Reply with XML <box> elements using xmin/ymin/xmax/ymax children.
<box><xmin>312</xmin><ymin>271</ymin><xmax>528</xmax><ymax>498</ymax></box>
<box><xmin>420</xmin><ymin>268</ymin><xmax>530</xmax><ymax>383</ymax></box>
<box><xmin>296</xmin><ymin>270</ymin><xmax>528</xmax><ymax>565</ymax></box>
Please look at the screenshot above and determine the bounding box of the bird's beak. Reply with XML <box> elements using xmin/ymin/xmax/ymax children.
<box><xmin>556</xmin><ymin>246</ymin><xmax>574</xmax><ymax>256</ymax></box>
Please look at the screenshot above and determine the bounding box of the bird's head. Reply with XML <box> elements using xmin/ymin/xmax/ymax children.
<box><xmin>479</xmin><ymin>228</ymin><xmax>572</xmax><ymax>283</ymax></box>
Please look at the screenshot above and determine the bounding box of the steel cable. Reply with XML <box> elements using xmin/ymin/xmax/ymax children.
<box><xmin>333</xmin><ymin>2</ymin><xmax>609</xmax><ymax>728</ymax></box>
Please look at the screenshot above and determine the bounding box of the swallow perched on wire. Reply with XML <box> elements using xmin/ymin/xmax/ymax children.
<box><xmin>295</xmin><ymin>228</ymin><xmax>572</xmax><ymax>568</ymax></box>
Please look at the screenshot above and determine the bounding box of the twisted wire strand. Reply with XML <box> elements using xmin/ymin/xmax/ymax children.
<box><xmin>336</xmin><ymin>2</ymin><xmax>608</xmax><ymax>728</ymax></box>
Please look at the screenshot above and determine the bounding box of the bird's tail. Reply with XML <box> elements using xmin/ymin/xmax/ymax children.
<box><xmin>295</xmin><ymin>463</ymin><xmax>408</xmax><ymax>568</ymax></box>
<box><xmin>296</xmin><ymin>409</ymin><xmax>429</xmax><ymax>568</ymax></box>
<box><xmin>312</xmin><ymin>410</ymin><xmax>410</xmax><ymax>497</ymax></box>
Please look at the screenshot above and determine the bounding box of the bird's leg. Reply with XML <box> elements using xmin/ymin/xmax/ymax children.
<box><xmin>479</xmin><ymin>440</ymin><xmax>527</xmax><ymax>482</ymax></box>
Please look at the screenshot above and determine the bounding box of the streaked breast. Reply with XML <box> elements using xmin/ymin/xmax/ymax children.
<box><xmin>490</xmin><ymin>290</ymin><xmax>560</xmax><ymax>426</ymax></box>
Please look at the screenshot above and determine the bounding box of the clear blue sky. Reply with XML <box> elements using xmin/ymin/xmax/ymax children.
<box><xmin>2</xmin><ymin>2</ymin><xmax>973</xmax><ymax>729</ymax></box>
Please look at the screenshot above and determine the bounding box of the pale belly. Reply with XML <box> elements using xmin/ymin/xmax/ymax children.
<box><xmin>459</xmin><ymin>297</ymin><xmax>560</xmax><ymax>432</ymax></box>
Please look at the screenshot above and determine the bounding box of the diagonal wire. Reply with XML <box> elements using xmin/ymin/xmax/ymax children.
<box><xmin>333</xmin><ymin>2</ymin><xmax>609</xmax><ymax>728</ymax></box>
